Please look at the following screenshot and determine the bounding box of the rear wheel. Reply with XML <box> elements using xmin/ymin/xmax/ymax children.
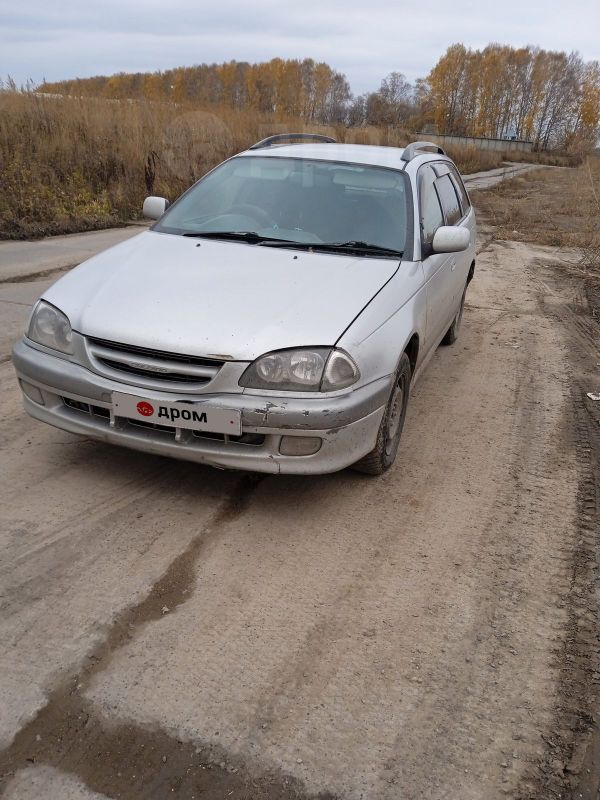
<box><xmin>441</xmin><ymin>284</ymin><xmax>467</xmax><ymax>346</ymax></box>
<box><xmin>353</xmin><ymin>353</ymin><xmax>411</xmax><ymax>476</ymax></box>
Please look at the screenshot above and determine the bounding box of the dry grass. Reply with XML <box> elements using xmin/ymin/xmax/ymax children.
<box><xmin>0</xmin><ymin>91</ymin><xmax>576</xmax><ymax>240</ymax></box>
<box><xmin>0</xmin><ymin>93</ymin><xmax>324</xmax><ymax>239</ymax></box>
<box><xmin>471</xmin><ymin>158</ymin><xmax>600</xmax><ymax>248</ymax></box>
<box><xmin>496</xmin><ymin>149</ymin><xmax>582</xmax><ymax>167</ymax></box>
<box><xmin>442</xmin><ymin>145</ymin><xmax>503</xmax><ymax>173</ymax></box>
<box><xmin>472</xmin><ymin>156</ymin><xmax>600</xmax><ymax>301</ymax></box>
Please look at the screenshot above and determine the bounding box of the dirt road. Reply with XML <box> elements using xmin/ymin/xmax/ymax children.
<box><xmin>461</xmin><ymin>162</ymin><xmax>549</xmax><ymax>190</ymax></box>
<box><xmin>0</xmin><ymin>222</ymin><xmax>598</xmax><ymax>799</ymax></box>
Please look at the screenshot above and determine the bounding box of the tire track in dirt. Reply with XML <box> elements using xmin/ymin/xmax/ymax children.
<box><xmin>512</xmin><ymin>244</ymin><xmax>600</xmax><ymax>800</ymax></box>
<box><xmin>0</xmin><ymin>473</ymin><xmax>335</xmax><ymax>799</ymax></box>
<box><xmin>371</xmin><ymin>244</ymin><xmax>580</xmax><ymax>798</ymax></box>
<box><xmin>1</xmin><ymin>459</ymin><xmax>186</xmax><ymax>573</ymax></box>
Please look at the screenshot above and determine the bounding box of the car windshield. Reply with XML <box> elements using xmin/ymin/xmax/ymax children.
<box><xmin>154</xmin><ymin>156</ymin><xmax>409</xmax><ymax>254</ymax></box>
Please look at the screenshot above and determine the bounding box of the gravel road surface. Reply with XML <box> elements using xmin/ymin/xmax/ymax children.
<box><xmin>0</xmin><ymin>217</ymin><xmax>598</xmax><ymax>799</ymax></box>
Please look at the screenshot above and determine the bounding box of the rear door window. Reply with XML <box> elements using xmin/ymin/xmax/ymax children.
<box><xmin>434</xmin><ymin>174</ymin><xmax>462</xmax><ymax>226</ymax></box>
<box><xmin>448</xmin><ymin>166</ymin><xmax>471</xmax><ymax>215</ymax></box>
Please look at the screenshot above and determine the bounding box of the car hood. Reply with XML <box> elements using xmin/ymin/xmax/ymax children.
<box><xmin>43</xmin><ymin>231</ymin><xmax>400</xmax><ymax>361</ymax></box>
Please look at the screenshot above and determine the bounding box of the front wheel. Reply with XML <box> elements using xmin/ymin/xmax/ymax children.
<box><xmin>352</xmin><ymin>353</ymin><xmax>411</xmax><ymax>476</ymax></box>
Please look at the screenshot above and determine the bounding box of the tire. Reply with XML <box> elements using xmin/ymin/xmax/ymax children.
<box><xmin>441</xmin><ymin>283</ymin><xmax>467</xmax><ymax>346</ymax></box>
<box><xmin>352</xmin><ymin>353</ymin><xmax>412</xmax><ymax>476</ymax></box>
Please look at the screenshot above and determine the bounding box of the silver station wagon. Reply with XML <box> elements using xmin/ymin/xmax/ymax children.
<box><xmin>13</xmin><ymin>135</ymin><xmax>476</xmax><ymax>474</ymax></box>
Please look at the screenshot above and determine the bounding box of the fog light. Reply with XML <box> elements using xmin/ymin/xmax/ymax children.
<box><xmin>20</xmin><ymin>380</ymin><xmax>45</xmax><ymax>405</ymax></box>
<box><xmin>279</xmin><ymin>436</ymin><xmax>322</xmax><ymax>456</ymax></box>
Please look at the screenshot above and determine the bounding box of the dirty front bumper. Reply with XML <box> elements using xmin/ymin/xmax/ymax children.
<box><xmin>12</xmin><ymin>339</ymin><xmax>389</xmax><ymax>474</ymax></box>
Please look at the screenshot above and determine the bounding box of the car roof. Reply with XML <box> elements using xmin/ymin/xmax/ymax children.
<box><xmin>237</xmin><ymin>142</ymin><xmax>414</xmax><ymax>170</ymax></box>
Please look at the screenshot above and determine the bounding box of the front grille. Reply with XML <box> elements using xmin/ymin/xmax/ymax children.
<box><xmin>86</xmin><ymin>337</ymin><xmax>225</xmax><ymax>387</ymax></box>
<box><xmin>192</xmin><ymin>430</ymin><xmax>265</xmax><ymax>446</ymax></box>
<box><xmin>63</xmin><ymin>397</ymin><xmax>111</xmax><ymax>420</ymax></box>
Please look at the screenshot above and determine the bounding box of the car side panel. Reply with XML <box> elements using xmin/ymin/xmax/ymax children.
<box><xmin>422</xmin><ymin>251</ymin><xmax>457</xmax><ymax>350</ymax></box>
<box><xmin>336</xmin><ymin>261</ymin><xmax>427</xmax><ymax>386</ymax></box>
<box><xmin>425</xmin><ymin>208</ymin><xmax>476</xmax><ymax>348</ymax></box>
<box><xmin>453</xmin><ymin>207</ymin><xmax>476</xmax><ymax>295</ymax></box>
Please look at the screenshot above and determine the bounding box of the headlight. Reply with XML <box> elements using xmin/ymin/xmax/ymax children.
<box><xmin>240</xmin><ymin>348</ymin><xmax>359</xmax><ymax>392</ymax></box>
<box><xmin>27</xmin><ymin>301</ymin><xmax>73</xmax><ymax>354</ymax></box>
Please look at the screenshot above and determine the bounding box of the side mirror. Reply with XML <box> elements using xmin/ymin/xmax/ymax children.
<box><xmin>432</xmin><ymin>226</ymin><xmax>470</xmax><ymax>254</ymax></box>
<box><xmin>143</xmin><ymin>196</ymin><xmax>169</xmax><ymax>220</ymax></box>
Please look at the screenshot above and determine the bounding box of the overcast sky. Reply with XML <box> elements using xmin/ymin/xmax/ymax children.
<box><xmin>1</xmin><ymin>0</ymin><xmax>598</xmax><ymax>94</ymax></box>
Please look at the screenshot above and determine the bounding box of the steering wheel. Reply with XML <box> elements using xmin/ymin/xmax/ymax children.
<box><xmin>228</xmin><ymin>204</ymin><xmax>274</xmax><ymax>228</ymax></box>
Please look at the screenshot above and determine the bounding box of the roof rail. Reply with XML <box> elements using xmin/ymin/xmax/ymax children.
<box><xmin>249</xmin><ymin>133</ymin><xmax>336</xmax><ymax>150</ymax></box>
<box><xmin>401</xmin><ymin>141</ymin><xmax>446</xmax><ymax>161</ymax></box>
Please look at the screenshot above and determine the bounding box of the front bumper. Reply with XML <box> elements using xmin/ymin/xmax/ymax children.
<box><xmin>12</xmin><ymin>339</ymin><xmax>389</xmax><ymax>474</ymax></box>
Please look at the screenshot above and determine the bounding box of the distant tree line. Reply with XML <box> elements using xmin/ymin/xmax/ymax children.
<box><xmin>39</xmin><ymin>59</ymin><xmax>352</xmax><ymax>125</ymax></box>
<box><xmin>36</xmin><ymin>45</ymin><xmax>600</xmax><ymax>151</ymax></box>
<box><xmin>423</xmin><ymin>44</ymin><xmax>600</xmax><ymax>151</ymax></box>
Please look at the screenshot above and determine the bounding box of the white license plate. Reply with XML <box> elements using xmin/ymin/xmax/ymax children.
<box><xmin>112</xmin><ymin>392</ymin><xmax>242</xmax><ymax>435</ymax></box>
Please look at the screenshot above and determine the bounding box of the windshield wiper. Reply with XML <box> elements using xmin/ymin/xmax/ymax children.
<box><xmin>182</xmin><ymin>231</ymin><xmax>403</xmax><ymax>258</ymax></box>
<box><xmin>182</xmin><ymin>231</ymin><xmax>291</xmax><ymax>244</ymax></box>
<box><xmin>260</xmin><ymin>239</ymin><xmax>403</xmax><ymax>257</ymax></box>
<box><xmin>323</xmin><ymin>240</ymin><xmax>403</xmax><ymax>257</ymax></box>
